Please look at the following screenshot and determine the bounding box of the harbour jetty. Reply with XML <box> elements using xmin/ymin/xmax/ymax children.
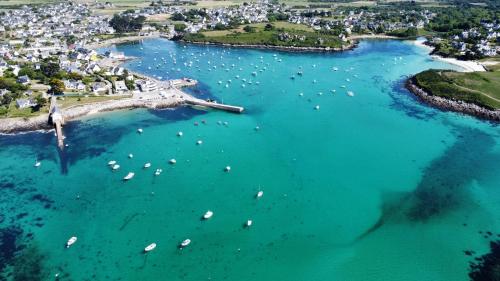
<box><xmin>49</xmin><ymin>97</ymin><xmax>65</xmax><ymax>148</ymax></box>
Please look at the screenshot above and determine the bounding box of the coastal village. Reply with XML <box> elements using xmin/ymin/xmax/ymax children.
<box><xmin>1</xmin><ymin>1</ymin><xmax>500</xmax><ymax>281</ymax></box>
<box><xmin>0</xmin><ymin>0</ymin><xmax>500</xmax><ymax>127</ymax></box>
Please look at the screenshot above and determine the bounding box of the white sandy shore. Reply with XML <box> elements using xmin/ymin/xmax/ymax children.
<box><xmin>412</xmin><ymin>38</ymin><xmax>486</xmax><ymax>72</ymax></box>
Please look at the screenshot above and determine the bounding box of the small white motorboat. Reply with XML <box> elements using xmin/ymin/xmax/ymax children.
<box><xmin>203</xmin><ymin>210</ymin><xmax>213</xmax><ymax>220</ymax></box>
<box><xmin>108</xmin><ymin>160</ymin><xmax>116</xmax><ymax>166</ymax></box>
<box><xmin>224</xmin><ymin>166</ymin><xmax>231</xmax><ymax>172</ymax></box>
<box><xmin>347</xmin><ymin>91</ymin><xmax>355</xmax><ymax>97</ymax></box>
<box><xmin>34</xmin><ymin>161</ymin><xmax>41</xmax><ymax>167</ymax></box>
<box><xmin>196</xmin><ymin>140</ymin><xmax>203</xmax><ymax>145</ymax></box>
<box><xmin>66</xmin><ymin>236</ymin><xmax>77</xmax><ymax>248</ymax></box>
<box><xmin>180</xmin><ymin>239</ymin><xmax>191</xmax><ymax>248</ymax></box>
<box><xmin>144</xmin><ymin>243</ymin><xmax>156</xmax><ymax>252</ymax></box>
<box><xmin>256</xmin><ymin>191</ymin><xmax>264</xmax><ymax>198</ymax></box>
<box><xmin>144</xmin><ymin>163</ymin><xmax>151</xmax><ymax>168</ymax></box>
<box><xmin>314</xmin><ymin>105</ymin><xmax>320</xmax><ymax>110</ymax></box>
<box><xmin>137</xmin><ymin>128</ymin><xmax>143</xmax><ymax>134</ymax></box>
<box><xmin>246</xmin><ymin>220</ymin><xmax>253</xmax><ymax>227</ymax></box>
<box><xmin>123</xmin><ymin>172</ymin><xmax>135</xmax><ymax>180</ymax></box>
<box><xmin>155</xmin><ymin>169</ymin><xmax>162</xmax><ymax>176</ymax></box>
<box><xmin>112</xmin><ymin>164</ymin><xmax>120</xmax><ymax>170</ymax></box>
<box><xmin>128</xmin><ymin>154</ymin><xmax>134</xmax><ymax>159</ymax></box>
<box><xmin>169</xmin><ymin>159</ymin><xmax>177</xmax><ymax>164</ymax></box>
<box><xmin>177</xmin><ymin>131</ymin><xmax>183</xmax><ymax>137</ymax></box>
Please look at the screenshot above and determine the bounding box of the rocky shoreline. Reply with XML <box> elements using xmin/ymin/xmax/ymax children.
<box><xmin>0</xmin><ymin>114</ymin><xmax>53</xmax><ymax>134</ymax></box>
<box><xmin>180</xmin><ymin>40</ymin><xmax>357</xmax><ymax>52</ymax></box>
<box><xmin>405</xmin><ymin>77</ymin><xmax>500</xmax><ymax>122</ymax></box>
<box><xmin>0</xmin><ymin>96</ymin><xmax>186</xmax><ymax>134</ymax></box>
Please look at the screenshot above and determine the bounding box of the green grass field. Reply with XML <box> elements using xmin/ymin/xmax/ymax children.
<box><xmin>414</xmin><ymin>69</ymin><xmax>500</xmax><ymax>110</ymax></box>
<box><xmin>186</xmin><ymin>21</ymin><xmax>344</xmax><ymax>48</ymax></box>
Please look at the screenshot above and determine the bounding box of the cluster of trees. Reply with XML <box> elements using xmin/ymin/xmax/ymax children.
<box><xmin>267</xmin><ymin>12</ymin><xmax>289</xmax><ymax>22</ymax></box>
<box><xmin>109</xmin><ymin>14</ymin><xmax>146</xmax><ymax>33</ymax></box>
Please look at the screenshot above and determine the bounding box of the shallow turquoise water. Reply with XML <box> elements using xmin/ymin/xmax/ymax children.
<box><xmin>1</xmin><ymin>39</ymin><xmax>500</xmax><ymax>281</ymax></box>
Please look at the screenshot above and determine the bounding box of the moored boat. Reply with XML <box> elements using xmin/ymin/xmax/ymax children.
<box><xmin>144</xmin><ymin>243</ymin><xmax>156</xmax><ymax>252</ymax></box>
<box><xmin>203</xmin><ymin>210</ymin><xmax>213</xmax><ymax>220</ymax></box>
<box><xmin>180</xmin><ymin>239</ymin><xmax>191</xmax><ymax>248</ymax></box>
<box><xmin>123</xmin><ymin>172</ymin><xmax>135</xmax><ymax>180</ymax></box>
<box><xmin>66</xmin><ymin>236</ymin><xmax>77</xmax><ymax>248</ymax></box>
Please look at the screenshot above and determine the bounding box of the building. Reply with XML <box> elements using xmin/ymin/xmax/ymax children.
<box><xmin>16</xmin><ymin>98</ymin><xmax>37</xmax><ymax>109</ymax></box>
<box><xmin>114</xmin><ymin>80</ymin><xmax>128</xmax><ymax>94</ymax></box>
<box><xmin>135</xmin><ymin>79</ymin><xmax>158</xmax><ymax>92</ymax></box>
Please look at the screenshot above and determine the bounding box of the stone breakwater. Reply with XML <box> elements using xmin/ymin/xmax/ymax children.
<box><xmin>181</xmin><ymin>40</ymin><xmax>357</xmax><ymax>52</ymax></box>
<box><xmin>0</xmin><ymin>97</ymin><xmax>185</xmax><ymax>134</ymax></box>
<box><xmin>406</xmin><ymin>77</ymin><xmax>500</xmax><ymax>122</ymax></box>
<box><xmin>0</xmin><ymin>114</ymin><xmax>52</xmax><ymax>134</ymax></box>
<box><xmin>61</xmin><ymin>96</ymin><xmax>185</xmax><ymax>120</ymax></box>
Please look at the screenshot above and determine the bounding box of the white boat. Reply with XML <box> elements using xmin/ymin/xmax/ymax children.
<box><xmin>123</xmin><ymin>172</ymin><xmax>135</xmax><ymax>180</ymax></box>
<box><xmin>144</xmin><ymin>163</ymin><xmax>151</xmax><ymax>168</ymax></box>
<box><xmin>66</xmin><ymin>236</ymin><xmax>77</xmax><ymax>248</ymax></box>
<box><xmin>314</xmin><ymin>105</ymin><xmax>320</xmax><ymax>110</ymax></box>
<box><xmin>128</xmin><ymin>154</ymin><xmax>134</xmax><ymax>159</ymax></box>
<box><xmin>112</xmin><ymin>164</ymin><xmax>120</xmax><ymax>170</ymax></box>
<box><xmin>180</xmin><ymin>239</ymin><xmax>191</xmax><ymax>248</ymax></box>
<box><xmin>137</xmin><ymin>128</ymin><xmax>143</xmax><ymax>133</ymax></box>
<box><xmin>333</xmin><ymin>67</ymin><xmax>339</xmax><ymax>71</ymax></box>
<box><xmin>34</xmin><ymin>161</ymin><xmax>41</xmax><ymax>167</ymax></box>
<box><xmin>169</xmin><ymin>159</ymin><xmax>177</xmax><ymax>164</ymax></box>
<box><xmin>144</xmin><ymin>243</ymin><xmax>156</xmax><ymax>252</ymax></box>
<box><xmin>246</xmin><ymin>220</ymin><xmax>253</xmax><ymax>227</ymax></box>
<box><xmin>196</xmin><ymin>140</ymin><xmax>203</xmax><ymax>145</ymax></box>
<box><xmin>203</xmin><ymin>210</ymin><xmax>213</xmax><ymax>220</ymax></box>
<box><xmin>155</xmin><ymin>169</ymin><xmax>162</xmax><ymax>176</ymax></box>
<box><xmin>347</xmin><ymin>91</ymin><xmax>355</xmax><ymax>97</ymax></box>
<box><xmin>177</xmin><ymin>131</ymin><xmax>183</xmax><ymax>137</ymax></box>
<box><xmin>224</xmin><ymin>166</ymin><xmax>231</xmax><ymax>172</ymax></box>
<box><xmin>256</xmin><ymin>191</ymin><xmax>264</xmax><ymax>198</ymax></box>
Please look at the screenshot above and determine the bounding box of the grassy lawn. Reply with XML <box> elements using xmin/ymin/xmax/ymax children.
<box><xmin>0</xmin><ymin>103</ymin><xmax>49</xmax><ymax>118</ymax></box>
<box><xmin>188</xmin><ymin>21</ymin><xmax>344</xmax><ymax>49</ymax></box>
<box><xmin>414</xmin><ymin>69</ymin><xmax>500</xmax><ymax>110</ymax></box>
<box><xmin>57</xmin><ymin>95</ymin><xmax>130</xmax><ymax>109</ymax></box>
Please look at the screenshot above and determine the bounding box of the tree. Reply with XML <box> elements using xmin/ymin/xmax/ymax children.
<box><xmin>41</xmin><ymin>62</ymin><xmax>60</xmax><ymax>78</ymax></box>
<box><xmin>264</xmin><ymin>24</ymin><xmax>274</xmax><ymax>31</ymax></box>
<box><xmin>49</xmin><ymin>78</ymin><xmax>65</xmax><ymax>95</ymax></box>
<box><xmin>174</xmin><ymin>23</ymin><xmax>187</xmax><ymax>32</ymax></box>
<box><xmin>243</xmin><ymin>25</ymin><xmax>256</xmax><ymax>33</ymax></box>
<box><xmin>109</xmin><ymin>14</ymin><xmax>146</xmax><ymax>33</ymax></box>
<box><xmin>171</xmin><ymin>12</ymin><xmax>185</xmax><ymax>21</ymax></box>
<box><xmin>34</xmin><ymin>94</ymin><xmax>47</xmax><ymax>108</ymax></box>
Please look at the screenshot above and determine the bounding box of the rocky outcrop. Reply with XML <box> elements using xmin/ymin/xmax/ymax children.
<box><xmin>405</xmin><ymin>77</ymin><xmax>500</xmax><ymax>122</ymax></box>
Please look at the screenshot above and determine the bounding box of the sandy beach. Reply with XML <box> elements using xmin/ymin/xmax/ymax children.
<box><xmin>84</xmin><ymin>32</ymin><xmax>161</xmax><ymax>49</ymax></box>
<box><xmin>412</xmin><ymin>39</ymin><xmax>486</xmax><ymax>72</ymax></box>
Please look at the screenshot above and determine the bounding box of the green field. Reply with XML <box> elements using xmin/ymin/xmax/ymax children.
<box><xmin>57</xmin><ymin>95</ymin><xmax>130</xmax><ymax>109</ymax></box>
<box><xmin>413</xmin><ymin>69</ymin><xmax>500</xmax><ymax>110</ymax></box>
<box><xmin>185</xmin><ymin>21</ymin><xmax>345</xmax><ymax>49</ymax></box>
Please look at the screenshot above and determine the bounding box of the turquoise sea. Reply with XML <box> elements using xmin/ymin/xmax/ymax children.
<box><xmin>1</xmin><ymin>39</ymin><xmax>500</xmax><ymax>281</ymax></box>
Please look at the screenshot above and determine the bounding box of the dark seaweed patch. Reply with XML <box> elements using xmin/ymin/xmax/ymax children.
<box><xmin>358</xmin><ymin>126</ymin><xmax>500</xmax><ymax>240</ymax></box>
<box><xmin>468</xmin><ymin>240</ymin><xmax>500</xmax><ymax>281</ymax></box>
<box><xmin>11</xmin><ymin>243</ymin><xmax>46</xmax><ymax>281</ymax></box>
<box><xmin>385</xmin><ymin>76</ymin><xmax>438</xmax><ymax>120</ymax></box>
<box><xmin>0</xmin><ymin>226</ymin><xmax>23</xmax><ymax>275</ymax></box>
